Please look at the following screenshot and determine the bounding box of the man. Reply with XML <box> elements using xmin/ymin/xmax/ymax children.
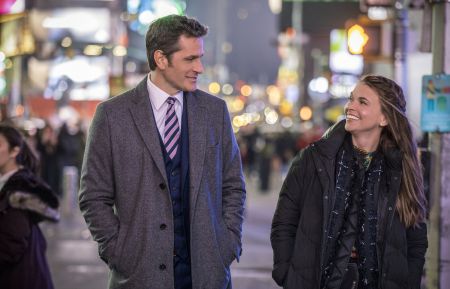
<box><xmin>79</xmin><ymin>15</ymin><xmax>246</xmax><ymax>289</ymax></box>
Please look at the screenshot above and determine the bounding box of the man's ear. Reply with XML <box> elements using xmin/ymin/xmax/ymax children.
<box><xmin>154</xmin><ymin>50</ymin><xmax>168</xmax><ymax>70</ymax></box>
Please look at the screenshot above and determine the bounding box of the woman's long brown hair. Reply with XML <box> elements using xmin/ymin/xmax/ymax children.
<box><xmin>361</xmin><ymin>75</ymin><xmax>427</xmax><ymax>227</ymax></box>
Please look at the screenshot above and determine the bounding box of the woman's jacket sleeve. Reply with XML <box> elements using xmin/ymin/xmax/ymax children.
<box><xmin>270</xmin><ymin>149</ymin><xmax>309</xmax><ymax>286</ymax></box>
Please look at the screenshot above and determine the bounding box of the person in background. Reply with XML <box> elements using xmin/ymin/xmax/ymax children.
<box><xmin>0</xmin><ymin>124</ymin><xmax>60</xmax><ymax>289</ymax></box>
<box><xmin>37</xmin><ymin>122</ymin><xmax>60</xmax><ymax>195</ymax></box>
<box><xmin>57</xmin><ymin>121</ymin><xmax>85</xmax><ymax>173</ymax></box>
<box><xmin>271</xmin><ymin>75</ymin><xmax>427</xmax><ymax>289</ymax></box>
<box><xmin>79</xmin><ymin>15</ymin><xmax>245</xmax><ymax>289</ymax></box>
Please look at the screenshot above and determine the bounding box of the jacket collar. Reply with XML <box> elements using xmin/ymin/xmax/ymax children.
<box><xmin>315</xmin><ymin>120</ymin><xmax>348</xmax><ymax>160</ymax></box>
<box><xmin>314</xmin><ymin>120</ymin><xmax>403</xmax><ymax>170</ymax></box>
<box><xmin>129</xmin><ymin>78</ymin><xmax>208</xmax><ymax>213</ymax></box>
<box><xmin>0</xmin><ymin>169</ymin><xmax>59</xmax><ymax>221</ymax></box>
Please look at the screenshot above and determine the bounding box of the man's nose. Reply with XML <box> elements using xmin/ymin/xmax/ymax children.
<box><xmin>194</xmin><ymin>59</ymin><xmax>204</xmax><ymax>74</ymax></box>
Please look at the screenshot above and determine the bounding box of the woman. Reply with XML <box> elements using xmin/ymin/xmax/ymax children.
<box><xmin>271</xmin><ymin>75</ymin><xmax>427</xmax><ymax>289</ymax></box>
<box><xmin>0</xmin><ymin>124</ymin><xmax>59</xmax><ymax>289</ymax></box>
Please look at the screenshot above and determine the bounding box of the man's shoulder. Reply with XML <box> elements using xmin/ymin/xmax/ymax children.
<box><xmin>192</xmin><ymin>89</ymin><xmax>225</xmax><ymax>106</ymax></box>
<box><xmin>99</xmin><ymin>86</ymin><xmax>138</xmax><ymax>110</ymax></box>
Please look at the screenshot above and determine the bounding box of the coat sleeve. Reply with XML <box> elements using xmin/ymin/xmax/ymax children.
<box><xmin>221</xmin><ymin>102</ymin><xmax>246</xmax><ymax>263</ymax></box>
<box><xmin>78</xmin><ymin>103</ymin><xmax>119</xmax><ymax>267</ymax></box>
<box><xmin>270</xmin><ymin>150</ymin><xmax>308</xmax><ymax>286</ymax></box>
<box><xmin>0</xmin><ymin>209</ymin><xmax>31</xmax><ymax>271</ymax></box>
<box><xmin>406</xmin><ymin>222</ymin><xmax>428</xmax><ymax>289</ymax></box>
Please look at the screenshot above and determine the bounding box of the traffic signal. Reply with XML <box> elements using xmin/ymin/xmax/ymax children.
<box><xmin>345</xmin><ymin>16</ymin><xmax>382</xmax><ymax>59</ymax></box>
<box><xmin>347</xmin><ymin>24</ymin><xmax>369</xmax><ymax>54</ymax></box>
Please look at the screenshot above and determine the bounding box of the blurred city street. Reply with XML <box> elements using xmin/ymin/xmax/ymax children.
<box><xmin>42</xmin><ymin>173</ymin><xmax>284</xmax><ymax>289</ymax></box>
<box><xmin>1</xmin><ymin>0</ymin><xmax>450</xmax><ymax>288</ymax></box>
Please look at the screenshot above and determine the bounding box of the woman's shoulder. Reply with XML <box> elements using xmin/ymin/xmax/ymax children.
<box><xmin>2</xmin><ymin>169</ymin><xmax>59</xmax><ymax>221</ymax></box>
<box><xmin>290</xmin><ymin>144</ymin><xmax>319</xmax><ymax>168</ymax></box>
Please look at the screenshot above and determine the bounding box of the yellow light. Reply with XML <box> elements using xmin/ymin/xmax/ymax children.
<box><xmin>279</xmin><ymin>100</ymin><xmax>293</xmax><ymax>116</ymax></box>
<box><xmin>113</xmin><ymin>45</ymin><xmax>127</xmax><ymax>57</ymax></box>
<box><xmin>208</xmin><ymin>82</ymin><xmax>221</xmax><ymax>94</ymax></box>
<box><xmin>265</xmin><ymin>110</ymin><xmax>279</xmax><ymax>125</ymax></box>
<box><xmin>233</xmin><ymin>116</ymin><xmax>242</xmax><ymax>127</ymax></box>
<box><xmin>232</xmin><ymin>114</ymin><xmax>250</xmax><ymax>127</ymax></box>
<box><xmin>232</xmin><ymin>98</ymin><xmax>245</xmax><ymax>112</ymax></box>
<box><xmin>251</xmin><ymin>112</ymin><xmax>261</xmax><ymax>122</ymax></box>
<box><xmin>61</xmin><ymin>37</ymin><xmax>72</xmax><ymax>48</ymax></box>
<box><xmin>84</xmin><ymin>45</ymin><xmax>103</xmax><ymax>56</ymax></box>
<box><xmin>347</xmin><ymin>24</ymin><xmax>369</xmax><ymax>54</ymax></box>
<box><xmin>240</xmin><ymin>85</ymin><xmax>252</xmax><ymax>97</ymax></box>
<box><xmin>325</xmin><ymin>105</ymin><xmax>344</xmax><ymax>123</ymax></box>
<box><xmin>299</xmin><ymin>106</ymin><xmax>313</xmax><ymax>121</ymax></box>
<box><xmin>267</xmin><ymin>85</ymin><xmax>281</xmax><ymax>105</ymax></box>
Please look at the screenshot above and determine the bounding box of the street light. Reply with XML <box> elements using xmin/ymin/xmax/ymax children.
<box><xmin>347</xmin><ymin>24</ymin><xmax>369</xmax><ymax>55</ymax></box>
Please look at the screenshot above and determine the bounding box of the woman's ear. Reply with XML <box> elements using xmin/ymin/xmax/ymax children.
<box><xmin>9</xmin><ymin>146</ymin><xmax>20</xmax><ymax>159</ymax></box>
<box><xmin>380</xmin><ymin>114</ymin><xmax>388</xmax><ymax>127</ymax></box>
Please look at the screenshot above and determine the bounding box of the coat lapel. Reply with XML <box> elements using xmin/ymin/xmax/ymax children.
<box><xmin>129</xmin><ymin>78</ymin><xmax>168</xmax><ymax>185</ymax></box>
<box><xmin>186</xmin><ymin>91</ymin><xmax>207</xmax><ymax>222</ymax></box>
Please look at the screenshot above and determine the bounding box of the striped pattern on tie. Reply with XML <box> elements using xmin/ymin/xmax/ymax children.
<box><xmin>164</xmin><ymin>97</ymin><xmax>180</xmax><ymax>159</ymax></box>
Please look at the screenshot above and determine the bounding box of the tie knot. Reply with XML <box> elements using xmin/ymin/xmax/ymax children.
<box><xmin>167</xmin><ymin>97</ymin><xmax>175</xmax><ymax>105</ymax></box>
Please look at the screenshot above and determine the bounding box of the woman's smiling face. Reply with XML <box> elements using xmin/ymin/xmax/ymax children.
<box><xmin>344</xmin><ymin>82</ymin><xmax>387</xmax><ymax>141</ymax></box>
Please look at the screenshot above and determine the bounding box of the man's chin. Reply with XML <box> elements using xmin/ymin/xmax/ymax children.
<box><xmin>184</xmin><ymin>85</ymin><xmax>197</xmax><ymax>92</ymax></box>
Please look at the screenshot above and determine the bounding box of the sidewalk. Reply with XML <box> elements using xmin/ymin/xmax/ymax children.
<box><xmin>231</xmin><ymin>173</ymin><xmax>282</xmax><ymax>289</ymax></box>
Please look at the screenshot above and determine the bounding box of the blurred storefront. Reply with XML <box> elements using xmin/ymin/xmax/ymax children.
<box><xmin>1</xmin><ymin>0</ymin><xmax>128</xmax><ymax>126</ymax></box>
<box><xmin>0</xmin><ymin>0</ymin><xmax>34</xmax><ymax>120</ymax></box>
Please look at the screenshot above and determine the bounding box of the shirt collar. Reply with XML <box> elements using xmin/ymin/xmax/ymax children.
<box><xmin>147</xmin><ymin>75</ymin><xmax>183</xmax><ymax>111</ymax></box>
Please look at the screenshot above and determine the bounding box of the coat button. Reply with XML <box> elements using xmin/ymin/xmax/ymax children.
<box><xmin>159</xmin><ymin>264</ymin><xmax>166</xmax><ymax>270</ymax></box>
<box><xmin>159</xmin><ymin>183</ymin><xmax>166</xmax><ymax>190</ymax></box>
<box><xmin>388</xmin><ymin>206</ymin><xmax>392</xmax><ymax>211</ymax></box>
<box><xmin>160</xmin><ymin>224</ymin><xmax>167</xmax><ymax>230</ymax></box>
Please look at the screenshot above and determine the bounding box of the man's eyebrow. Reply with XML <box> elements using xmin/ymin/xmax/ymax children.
<box><xmin>184</xmin><ymin>53</ymin><xmax>204</xmax><ymax>59</ymax></box>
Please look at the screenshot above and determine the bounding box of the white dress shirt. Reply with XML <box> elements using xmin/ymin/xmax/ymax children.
<box><xmin>147</xmin><ymin>75</ymin><xmax>183</xmax><ymax>140</ymax></box>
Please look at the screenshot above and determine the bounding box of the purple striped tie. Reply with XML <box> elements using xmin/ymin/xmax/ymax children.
<box><xmin>164</xmin><ymin>97</ymin><xmax>180</xmax><ymax>159</ymax></box>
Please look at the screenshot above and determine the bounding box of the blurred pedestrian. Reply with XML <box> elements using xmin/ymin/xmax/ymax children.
<box><xmin>258</xmin><ymin>135</ymin><xmax>274</xmax><ymax>192</ymax></box>
<box><xmin>275</xmin><ymin>130</ymin><xmax>296</xmax><ymax>179</ymax></box>
<box><xmin>79</xmin><ymin>15</ymin><xmax>245</xmax><ymax>289</ymax></box>
<box><xmin>57</xmin><ymin>120</ymin><xmax>85</xmax><ymax>174</ymax></box>
<box><xmin>271</xmin><ymin>75</ymin><xmax>427</xmax><ymax>289</ymax></box>
<box><xmin>37</xmin><ymin>122</ymin><xmax>60</xmax><ymax>195</ymax></box>
<box><xmin>0</xmin><ymin>124</ymin><xmax>59</xmax><ymax>289</ymax></box>
<box><xmin>57</xmin><ymin>120</ymin><xmax>85</xmax><ymax>202</ymax></box>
